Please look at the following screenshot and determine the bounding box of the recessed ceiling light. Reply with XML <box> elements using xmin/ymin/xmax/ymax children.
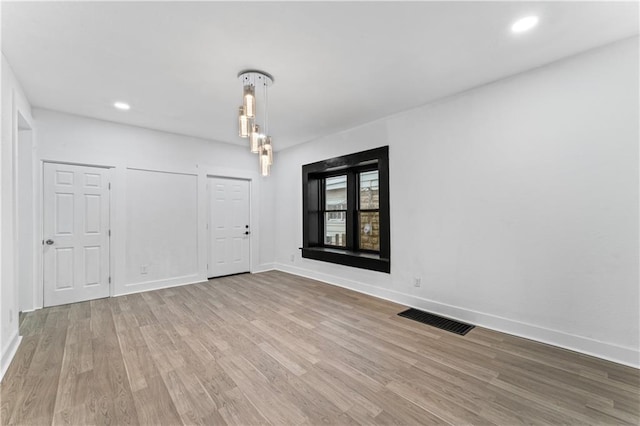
<box><xmin>511</xmin><ymin>16</ymin><xmax>539</xmax><ymax>33</ymax></box>
<box><xmin>114</xmin><ymin>101</ymin><xmax>130</xmax><ymax>110</ymax></box>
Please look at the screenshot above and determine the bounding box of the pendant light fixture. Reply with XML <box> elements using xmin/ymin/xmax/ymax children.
<box><xmin>243</xmin><ymin>85</ymin><xmax>256</xmax><ymax>118</ymax></box>
<box><xmin>260</xmin><ymin>145</ymin><xmax>270</xmax><ymax>177</ymax></box>
<box><xmin>250</xmin><ymin>124</ymin><xmax>261</xmax><ymax>153</ymax></box>
<box><xmin>238</xmin><ymin>106</ymin><xmax>249</xmax><ymax>138</ymax></box>
<box><xmin>263</xmin><ymin>136</ymin><xmax>273</xmax><ymax>165</ymax></box>
<box><xmin>237</xmin><ymin>70</ymin><xmax>274</xmax><ymax>176</ymax></box>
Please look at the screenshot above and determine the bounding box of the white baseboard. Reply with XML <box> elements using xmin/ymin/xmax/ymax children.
<box><xmin>113</xmin><ymin>266</ymin><xmax>275</xmax><ymax>297</ymax></box>
<box><xmin>115</xmin><ymin>275</ymin><xmax>206</xmax><ymax>297</ymax></box>
<box><xmin>274</xmin><ymin>262</ymin><xmax>640</xmax><ymax>369</ymax></box>
<box><xmin>1</xmin><ymin>332</ymin><xmax>23</xmax><ymax>381</ymax></box>
<box><xmin>253</xmin><ymin>263</ymin><xmax>275</xmax><ymax>273</ymax></box>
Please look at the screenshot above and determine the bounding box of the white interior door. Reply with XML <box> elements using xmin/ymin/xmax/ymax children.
<box><xmin>208</xmin><ymin>177</ymin><xmax>250</xmax><ymax>278</ymax></box>
<box><xmin>43</xmin><ymin>163</ymin><xmax>111</xmax><ymax>307</ymax></box>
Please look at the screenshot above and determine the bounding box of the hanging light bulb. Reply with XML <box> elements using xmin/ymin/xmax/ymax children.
<box><xmin>243</xmin><ymin>85</ymin><xmax>255</xmax><ymax>118</ymax></box>
<box><xmin>260</xmin><ymin>145</ymin><xmax>270</xmax><ymax>176</ymax></box>
<box><xmin>264</xmin><ymin>136</ymin><xmax>273</xmax><ymax>165</ymax></box>
<box><xmin>250</xmin><ymin>124</ymin><xmax>261</xmax><ymax>153</ymax></box>
<box><xmin>238</xmin><ymin>106</ymin><xmax>249</xmax><ymax>138</ymax></box>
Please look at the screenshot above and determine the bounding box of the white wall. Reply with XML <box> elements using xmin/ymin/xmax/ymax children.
<box><xmin>1</xmin><ymin>54</ymin><xmax>34</xmax><ymax>379</ymax></box>
<box><xmin>125</xmin><ymin>169</ymin><xmax>198</xmax><ymax>287</ymax></box>
<box><xmin>32</xmin><ymin>108</ymin><xmax>276</xmax><ymax>304</ymax></box>
<box><xmin>274</xmin><ymin>37</ymin><xmax>639</xmax><ymax>367</ymax></box>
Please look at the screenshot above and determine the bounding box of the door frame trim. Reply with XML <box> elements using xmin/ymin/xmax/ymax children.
<box><xmin>39</xmin><ymin>160</ymin><xmax>115</xmax><ymax>307</ymax></box>
<box><xmin>13</xmin><ymin>109</ymin><xmax>34</xmax><ymax>314</ymax></box>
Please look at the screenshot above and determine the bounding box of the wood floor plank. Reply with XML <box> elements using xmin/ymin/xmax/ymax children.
<box><xmin>216</xmin><ymin>386</ymin><xmax>269</xmax><ymax>426</ymax></box>
<box><xmin>51</xmin><ymin>339</ymin><xmax>84</xmax><ymax>425</ymax></box>
<box><xmin>216</xmin><ymin>355</ymin><xmax>308</xmax><ymax>425</ymax></box>
<box><xmin>297</xmin><ymin>369</ymin><xmax>354</xmax><ymax>413</ymax></box>
<box><xmin>373</xmin><ymin>388</ymin><xmax>450</xmax><ymax>426</ymax></box>
<box><xmin>0</xmin><ymin>334</ymin><xmax>40</xmax><ymax>423</ymax></box>
<box><xmin>18</xmin><ymin>309</ymin><xmax>49</xmax><ymax>337</ymax></box>
<box><xmin>8</xmin><ymin>328</ymin><xmax>67</xmax><ymax>424</ymax></box>
<box><xmin>161</xmin><ymin>368</ymin><xmax>225</xmax><ymax>425</ymax></box>
<box><xmin>386</xmin><ymin>379</ymin><xmax>489</xmax><ymax>425</ymax></box>
<box><xmin>114</xmin><ymin>324</ymin><xmax>153</xmax><ymax>392</ymax></box>
<box><xmin>313</xmin><ymin>361</ymin><xmax>383</xmax><ymax>417</ymax></box>
<box><xmin>91</xmin><ymin>303</ymin><xmax>138</xmax><ymax>425</ymax></box>
<box><xmin>131</xmin><ymin>374</ymin><xmax>182</xmax><ymax>425</ymax></box>
<box><xmin>1</xmin><ymin>270</ymin><xmax>638</xmax><ymax>425</ymax></box>
<box><xmin>258</xmin><ymin>341</ymin><xmax>308</xmax><ymax>376</ymax></box>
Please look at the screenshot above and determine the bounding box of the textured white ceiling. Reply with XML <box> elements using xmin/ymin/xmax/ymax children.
<box><xmin>2</xmin><ymin>1</ymin><xmax>638</xmax><ymax>150</ymax></box>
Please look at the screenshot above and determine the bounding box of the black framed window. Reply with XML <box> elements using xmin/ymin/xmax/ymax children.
<box><xmin>302</xmin><ymin>146</ymin><xmax>390</xmax><ymax>273</ymax></box>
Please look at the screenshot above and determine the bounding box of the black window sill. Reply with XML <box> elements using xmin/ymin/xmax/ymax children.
<box><xmin>301</xmin><ymin>247</ymin><xmax>390</xmax><ymax>273</ymax></box>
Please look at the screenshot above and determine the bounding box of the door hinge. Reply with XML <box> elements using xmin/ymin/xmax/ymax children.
<box><xmin>108</xmin><ymin>276</ymin><xmax>111</xmax><ymax>284</ymax></box>
<box><xmin>108</xmin><ymin>182</ymin><xmax>111</xmax><ymax>190</ymax></box>
<box><xmin>108</xmin><ymin>229</ymin><xmax>111</xmax><ymax>237</ymax></box>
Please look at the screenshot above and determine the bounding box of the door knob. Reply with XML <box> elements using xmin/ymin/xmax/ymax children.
<box><xmin>244</xmin><ymin>231</ymin><xmax>250</xmax><ymax>235</ymax></box>
<box><xmin>45</xmin><ymin>239</ymin><xmax>54</xmax><ymax>245</ymax></box>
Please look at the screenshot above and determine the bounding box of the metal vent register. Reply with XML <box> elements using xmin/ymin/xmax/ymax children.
<box><xmin>398</xmin><ymin>308</ymin><xmax>475</xmax><ymax>336</ymax></box>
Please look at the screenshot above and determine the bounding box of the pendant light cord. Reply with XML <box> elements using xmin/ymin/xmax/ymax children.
<box><xmin>264</xmin><ymin>77</ymin><xmax>269</xmax><ymax>137</ymax></box>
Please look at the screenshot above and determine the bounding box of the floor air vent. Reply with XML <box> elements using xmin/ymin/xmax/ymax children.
<box><xmin>398</xmin><ymin>308</ymin><xmax>475</xmax><ymax>336</ymax></box>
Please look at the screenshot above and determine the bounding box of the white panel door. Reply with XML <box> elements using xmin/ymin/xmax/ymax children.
<box><xmin>208</xmin><ymin>177</ymin><xmax>250</xmax><ymax>278</ymax></box>
<box><xmin>43</xmin><ymin>163</ymin><xmax>111</xmax><ymax>307</ymax></box>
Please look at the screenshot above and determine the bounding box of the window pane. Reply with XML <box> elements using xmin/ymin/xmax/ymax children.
<box><xmin>325</xmin><ymin>212</ymin><xmax>346</xmax><ymax>247</ymax></box>
<box><xmin>359</xmin><ymin>170</ymin><xmax>379</xmax><ymax>209</ymax></box>
<box><xmin>359</xmin><ymin>211</ymin><xmax>380</xmax><ymax>251</ymax></box>
<box><xmin>325</xmin><ymin>175</ymin><xmax>347</xmax><ymax>210</ymax></box>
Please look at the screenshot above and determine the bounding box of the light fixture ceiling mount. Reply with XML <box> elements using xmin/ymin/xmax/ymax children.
<box><xmin>237</xmin><ymin>70</ymin><xmax>275</xmax><ymax>176</ymax></box>
<box><xmin>238</xmin><ymin>70</ymin><xmax>274</xmax><ymax>87</ymax></box>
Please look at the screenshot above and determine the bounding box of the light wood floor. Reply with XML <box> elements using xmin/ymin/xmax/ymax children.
<box><xmin>1</xmin><ymin>271</ymin><xmax>638</xmax><ymax>425</ymax></box>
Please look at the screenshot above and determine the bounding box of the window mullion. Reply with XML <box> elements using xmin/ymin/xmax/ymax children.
<box><xmin>319</xmin><ymin>178</ymin><xmax>325</xmax><ymax>247</ymax></box>
<box><xmin>346</xmin><ymin>170</ymin><xmax>357</xmax><ymax>250</ymax></box>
